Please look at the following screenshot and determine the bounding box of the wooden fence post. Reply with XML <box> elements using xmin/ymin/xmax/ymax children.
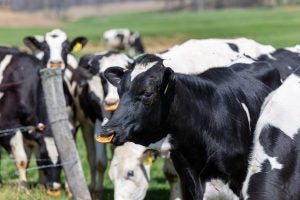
<box><xmin>40</xmin><ymin>68</ymin><xmax>91</xmax><ymax>200</ymax></box>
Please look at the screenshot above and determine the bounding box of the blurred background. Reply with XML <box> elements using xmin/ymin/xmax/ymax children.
<box><xmin>0</xmin><ymin>0</ymin><xmax>300</xmax><ymax>199</ymax></box>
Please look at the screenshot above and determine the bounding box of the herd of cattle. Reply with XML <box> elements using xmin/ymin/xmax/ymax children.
<box><xmin>0</xmin><ymin>27</ymin><xmax>299</xmax><ymax>200</ymax></box>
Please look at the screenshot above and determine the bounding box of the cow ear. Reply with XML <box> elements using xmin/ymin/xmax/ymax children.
<box><xmin>23</xmin><ymin>36</ymin><xmax>43</xmax><ymax>51</ymax></box>
<box><xmin>141</xmin><ymin>149</ymin><xmax>159</xmax><ymax>166</ymax></box>
<box><xmin>161</xmin><ymin>67</ymin><xmax>176</xmax><ymax>95</ymax></box>
<box><xmin>104</xmin><ymin>67</ymin><xmax>125</xmax><ymax>87</ymax></box>
<box><xmin>70</xmin><ymin>37</ymin><xmax>88</xmax><ymax>53</ymax></box>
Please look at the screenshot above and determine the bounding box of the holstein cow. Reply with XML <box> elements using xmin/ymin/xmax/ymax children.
<box><xmin>241</xmin><ymin>68</ymin><xmax>300</xmax><ymax>200</ymax></box>
<box><xmin>0</xmin><ymin>49</ymin><xmax>62</xmax><ymax>194</ymax></box>
<box><xmin>99</xmin><ymin>54</ymin><xmax>281</xmax><ymax>199</ymax></box>
<box><xmin>70</xmin><ymin>51</ymin><xmax>133</xmax><ymax>198</ymax></box>
<box><xmin>103</xmin><ymin>29</ymin><xmax>145</xmax><ymax>56</ymax></box>
<box><xmin>22</xmin><ymin>29</ymin><xmax>87</xmax><ymax>194</ymax></box>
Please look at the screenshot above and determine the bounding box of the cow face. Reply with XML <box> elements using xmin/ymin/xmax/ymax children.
<box><xmin>99</xmin><ymin>54</ymin><xmax>176</xmax><ymax>146</ymax></box>
<box><xmin>109</xmin><ymin>142</ymin><xmax>157</xmax><ymax>200</ymax></box>
<box><xmin>24</xmin><ymin>29</ymin><xmax>87</xmax><ymax>69</ymax></box>
<box><xmin>79</xmin><ymin>52</ymin><xmax>133</xmax><ymax>111</ymax></box>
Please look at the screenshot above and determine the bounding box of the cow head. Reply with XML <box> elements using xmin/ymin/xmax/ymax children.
<box><xmin>109</xmin><ymin>142</ymin><xmax>158</xmax><ymax>200</ymax></box>
<box><xmin>78</xmin><ymin>51</ymin><xmax>133</xmax><ymax>112</ymax></box>
<box><xmin>98</xmin><ymin>54</ymin><xmax>176</xmax><ymax>146</ymax></box>
<box><xmin>24</xmin><ymin>29</ymin><xmax>87</xmax><ymax>69</ymax></box>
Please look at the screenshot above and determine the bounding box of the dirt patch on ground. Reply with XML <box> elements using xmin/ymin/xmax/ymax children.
<box><xmin>0</xmin><ymin>9</ymin><xmax>59</xmax><ymax>27</ymax></box>
<box><xmin>82</xmin><ymin>34</ymin><xmax>188</xmax><ymax>55</ymax></box>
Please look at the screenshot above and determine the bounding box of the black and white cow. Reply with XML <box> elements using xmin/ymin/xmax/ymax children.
<box><xmin>241</xmin><ymin>68</ymin><xmax>300</xmax><ymax>200</ymax></box>
<box><xmin>99</xmin><ymin>54</ymin><xmax>281</xmax><ymax>199</ymax></box>
<box><xmin>103</xmin><ymin>29</ymin><xmax>145</xmax><ymax>56</ymax></box>
<box><xmin>22</xmin><ymin>29</ymin><xmax>87</xmax><ymax>193</ymax></box>
<box><xmin>256</xmin><ymin>46</ymin><xmax>300</xmax><ymax>79</ymax></box>
<box><xmin>0</xmin><ymin>49</ymin><xmax>61</xmax><ymax>193</ymax></box>
<box><xmin>70</xmin><ymin>51</ymin><xmax>133</xmax><ymax>198</ymax></box>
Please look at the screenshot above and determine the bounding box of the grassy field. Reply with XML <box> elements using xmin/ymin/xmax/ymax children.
<box><xmin>0</xmin><ymin>5</ymin><xmax>300</xmax><ymax>200</ymax></box>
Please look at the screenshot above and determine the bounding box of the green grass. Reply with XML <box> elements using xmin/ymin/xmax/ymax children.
<box><xmin>1</xmin><ymin>6</ymin><xmax>300</xmax><ymax>49</ymax></box>
<box><xmin>1</xmin><ymin>5</ymin><xmax>300</xmax><ymax>199</ymax></box>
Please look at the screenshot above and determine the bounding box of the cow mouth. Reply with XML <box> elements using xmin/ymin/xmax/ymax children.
<box><xmin>47</xmin><ymin>189</ymin><xmax>61</xmax><ymax>197</ymax></box>
<box><xmin>104</xmin><ymin>102</ymin><xmax>119</xmax><ymax>111</ymax></box>
<box><xmin>49</xmin><ymin>63</ymin><xmax>62</xmax><ymax>68</ymax></box>
<box><xmin>96</xmin><ymin>133</ymin><xmax>115</xmax><ymax>143</ymax></box>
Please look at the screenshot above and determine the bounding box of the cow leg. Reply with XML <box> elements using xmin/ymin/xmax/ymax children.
<box><xmin>163</xmin><ymin>158</ymin><xmax>182</xmax><ymax>200</ymax></box>
<box><xmin>81</xmin><ymin>124</ymin><xmax>97</xmax><ymax>193</ymax></box>
<box><xmin>94</xmin><ymin>119</ymin><xmax>107</xmax><ymax>200</ymax></box>
<box><xmin>10</xmin><ymin>130</ymin><xmax>29</xmax><ymax>193</ymax></box>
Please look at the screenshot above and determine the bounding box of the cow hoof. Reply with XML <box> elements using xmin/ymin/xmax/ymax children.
<box><xmin>92</xmin><ymin>189</ymin><xmax>104</xmax><ymax>200</ymax></box>
<box><xmin>18</xmin><ymin>181</ymin><xmax>29</xmax><ymax>194</ymax></box>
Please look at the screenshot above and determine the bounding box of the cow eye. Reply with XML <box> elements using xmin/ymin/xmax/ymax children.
<box><xmin>127</xmin><ymin>170</ymin><xmax>134</xmax><ymax>178</ymax></box>
<box><xmin>143</xmin><ymin>91</ymin><xmax>153</xmax><ymax>98</ymax></box>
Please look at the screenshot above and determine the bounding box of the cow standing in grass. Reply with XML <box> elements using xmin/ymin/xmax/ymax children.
<box><xmin>0</xmin><ymin>48</ymin><xmax>62</xmax><ymax>194</ymax></box>
<box><xmin>22</xmin><ymin>29</ymin><xmax>87</xmax><ymax>194</ymax></box>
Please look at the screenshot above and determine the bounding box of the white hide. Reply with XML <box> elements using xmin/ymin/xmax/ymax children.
<box><xmin>204</xmin><ymin>179</ymin><xmax>238</xmax><ymax>200</ymax></box>
<box><xmin>242</xmin><ymin>74</ymin><xmax>300</xmax><ymax>199</ymax></box>
<box><xmin>10</xmin><ymin>130</ymin><xmax>28</xmax><ymax>183</ymax></box>
<box><xmin>45</xmin><ymin>29</ymin><xmax>68</xmax><ymax>68</ymax></box>
<box><xmin>109</xmin><ymin>142</ymin><xmax>150</xmax><ymax>200</ymax></box>
<box><xmin>148</xmin><ymin>134</ymin><xmax>172</xmax><ymax>158</ymax></box>
<box><xmin>0</xmin><ymin>54</ymin><xmax>12</xmax><ymax>99</ymax></box>
<box><xmin>158</xmin><ymin>38</ymin><xmax>273</xmax><ymax>75</ymax></box>
<box><xmin>44</xmin><ymin>137</ymin><xmax>59</xmax><ymax>164</ymax></box>
<box><xmin>96</xmin><ymin>52</ymin><xmax>133</xmax><ymax>103</ymax></box>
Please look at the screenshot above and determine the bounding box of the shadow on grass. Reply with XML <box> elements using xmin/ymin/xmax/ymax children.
<box><xmin>103</xmin><ymin>188</ymin><xmax>169</xmax><ymax>200</ymax></box>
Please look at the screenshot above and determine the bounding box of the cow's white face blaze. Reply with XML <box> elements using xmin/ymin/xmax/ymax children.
<box><xmin>109</xmin><ymin>142</ymin><xmax>151</xmax><ymax>200</ymax></box>
<box><xmin>23</xmin><ymin>29</ymin><xmax>87</xmax><ymax>70</ymax></box>
<box><xmin>100</xmin><ymin>54</ymin><xmax>175</xmax><ymax>146</ymax></box>
<box><xmin>45</xmin><ymin>29</ymin><xmax>68</xmax><ymax>68</ymax></box>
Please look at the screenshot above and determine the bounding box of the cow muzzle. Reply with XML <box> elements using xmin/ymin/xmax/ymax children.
<box><xmin>48</xmin><ymin>61</ymin><xmax>63</xmax><ymax>68</ymax></box>
<box><xmin>96</xmin><ymin>127</ymin><xmax>115</xmax><ymax>144</ymax></box>
<box><xmin>46</xmin><ymin>182</ymin><xmax>61</xmax><ymax>197</ymax></box>
<box><xmin>104</xmin><ymin>98</ymin><xmax>119</xmax><ymax>111</ymax></box>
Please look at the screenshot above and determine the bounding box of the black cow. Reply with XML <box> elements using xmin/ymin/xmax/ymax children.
<box><xmin>99</xmin><ymin>54</ymin><xmax>281</xmax><ymax>199</ymax></box>
<box><xmin>0</xmin><ymin>49</ymin><xmax>61</xmax><ymax>193</ymax></box>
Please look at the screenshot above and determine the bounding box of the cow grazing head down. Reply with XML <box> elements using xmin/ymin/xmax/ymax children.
<box><xmin>24</xmin><ymin>29</ymin><xmax>87</xmax><ymax>69</ymax></box>
<box><xmin>109</xmin><ymin>142</ymin><xmax>158</xmax><ymax>200</ymax></box>
<box><xmin>97</xmin><ymin>54</ymin><xmax>175</xmax><ymax>145</ymax></box>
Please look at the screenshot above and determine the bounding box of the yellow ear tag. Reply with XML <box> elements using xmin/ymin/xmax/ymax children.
<box><xmin>72</xmin><ymin>42</ymin><xmax>82</xmax><ymax>53</ymax></box>
<box><xmin>144</xmin><ymin>155</ymin><xmax>153</xmax><ymax>166</ymax></box>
